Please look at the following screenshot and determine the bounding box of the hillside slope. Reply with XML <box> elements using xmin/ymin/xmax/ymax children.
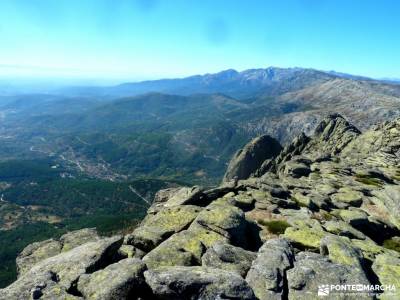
<box><xmin>2</xmin><ymin>114</ymin><xmax>400</xmax><ymax>299</ymax></box>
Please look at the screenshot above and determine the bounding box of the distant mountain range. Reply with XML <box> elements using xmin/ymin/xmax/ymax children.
<box><xmin>112</xmin><ymin>67</ymin><xmax>336</xmax><ymax>99</ymax></box>
<box><xmin>380</xmin><ymin>77</ymin><xmax>400</xmax><ymax>83</ymax></box>
<box><xmin>59</xmin><ymin>67</ymin><xmax>336</xmax><ymax>99</ymax></box>
<box><xmin>59</xmin><ymin>66</ymin><xmax>400</xmax><ymax>100</ymax></box>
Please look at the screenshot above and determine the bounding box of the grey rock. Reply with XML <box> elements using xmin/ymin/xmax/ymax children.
<box><xmin>337</xmin><ymin>208</ymin><xmax>369</xmax><ymax>225</ymax></box>
<box><xmin>148</xmin><ymin>186</ymin><xmax>206</xmax><ymax>213</ymax></box>
<box><xmin>148</xmin><ymin>187</ymin><xmax>183</xmax><ymax>213</ymax></box>
<box><xmin>126</xmin><ymin>226</ymin><xmax>165</xmax><ymax>253</ymax></box>
<box><xmin>253</xmin><ymin>158</ymin><xmax>273</xmax><ymax>177</ymax></box>
<box><xmin>163</xmin><ymin>186</ymin><xmax>206</xmax><ymax>207</ymax></box>
<box><xmin>341</xmin><ymin>116</ymin><xmax>400</xmax><ymax>162</ymax></box>
<box><xmin>223</xmin><ymin>135</ymin><xmax>282</xmax><ymax>183</ymax></box>
<box><xmin>153</xmin><ymin>187</ymin><xmax>183</xmax><ymax>204</ymax></box>
<box><xmin>143</xmin><ymin>227</ymin><xmax>220</xmax><ymax>269</ymax></box>
<box><xmin>304</xmin><ymin>113</ymin><xmax>361</xmax><ymax>156</ymax></box>
<box><xmin>287</xmin><ymin>252</ymin><xmax>371</xmax><ymax>300</ymax></box>
<box><xmin>245</xmin><ymin>238</ymin><xmax>294</xmax><ymax>299</ymax></box>
<box><xmin>281</xmin><ymin>160</ymin><xmax>311</xmax><ymax>178</ymax></box>
<box><xmin>269</xmin><ymin>133</ymin><xmax>311</xmax><ymax>173</ymax></box>
<box><xmin>16</xmin><ymin>239</ymin><xmax>62</xmax><ymax>277</ymax></box>
<box><xmin>371</xmin><ymin>253</ymin><xmax>400</xmax><ymax>299</ymax></box>
<box><xmin>323</xmin><ymin>220</ymin><xmax>366</xmax><ymax>240</ymax></box>
<box><xmin>144</xmin><ymin>266</ymin><xmax>256</xmax><ymax>300</ymax></box>
<box><xmin>5</xmin><ymin>116</ymin><xmax>400</xmax><ymax>300</ymax></box>
<box><xmin>372</xmin><ymin>185</ymin><xmax>400</xmax><ymax>230</ymax></box>
<box><xmin>60</xmin><ymin>228</ymin><xmax>100</xmax><ymax>252</ymax></box>
<box><xmin>291</xmin><ymin>192</ymin><xmax>328</xmax><ymax>210</ymax></box>
<box><xmin>127</xmin><ymin>205</ymin><xmax>201</xmax><ymax>252</ymax></box>
<box><xmin>201</xmin><ymin>242</ymin><xmax>257</xmax><ymax>277</ymax></box>
<box><xmin>16</xmin><ymin>228</ymin><xmax>100</xmax><ymax>277</ymax></box>
<box><xmin>203</xmin><ymin>183</ymin><xmax>237</xmax><ymax>201</ymax></box>
<box><xmin>118</xmin><ymin>244</ymin><xmax>146</xmax><ymax>259</ymax></box>
<box><xmin>330</xmin><ymin>189</ymin><xmax>363</xmax><ymax>208</ymax></box>
<box><xmin>77</xmin><ymin>258</ymin><xmax>147</xmax><ymax>300</ymax></box>
<box><xmin>320</xmin><ymin>235</ymin><xmax>364</xmax><ymax>269</ymax></box>
<box><xmin>190</xmin><ymin>202</ymin><xmax>248</xmax><ymax>247</ymax></box>
<box><xmin>337</xmin><ymin>208</ymin><xmax>395</xmax><ymax>243</ymax></box>
<box><xmin>229</xmin><ymin>192</ymin><xmax>256</xmax><ymax>210</ymax></box>
<box><xmin>0</xmin><ymin>236</ymin><xmax>123</xmax><ymax>300</ymax></box>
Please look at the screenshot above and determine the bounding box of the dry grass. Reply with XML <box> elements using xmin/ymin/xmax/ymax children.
<box><xmin>354</xmin><ymin>174</ymin><xmax>382</xmax><ymax>187</ymax></box>
<box><xmin>257</xmin><ymin>219</ymin><xmax>291</xmax><ymax>235</ymax></box>
<box><xmin>383</xmin><ymin>238</ymin><xmax>400</xmax><ymax>253</ymax></box>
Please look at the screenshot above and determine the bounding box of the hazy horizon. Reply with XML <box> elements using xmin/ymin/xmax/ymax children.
<box><xmin>0</xmin><ymin>65</ymin><xmax>398</xmax><ymax>91</ymax></box>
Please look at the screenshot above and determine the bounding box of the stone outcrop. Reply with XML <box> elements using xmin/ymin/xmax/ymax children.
<box><xmin>222</xmin><ymin>134</ymin><xmax>282</xmax><ymax>182</ymax></box>
<box><xmin>2</xmin><ymin>114</ymin><xmax>400</xmax><ymax>299</ymax></box>
<box><xmin>246</xmin><ymin>238</ymin><xmax>294</xmax><ymax>299</ymax></box>
<box><xmin>303</xmin><ymin>113</ymin><xmax>361</xmax><ymax>156</ymax></box>
<box><xmin>287</xmin><ymin>252</ymin><xmax>371</xmax><ymax>300</ymax></box>
<box><xmin>201</xmin><ymin>242</ymin><xmax>257</xmax><ymax>277</ymax></box>
<box><xmin>1</xmin><ymin>236</ymin><xmax>122</xmax><ymax>300</ymax></box>
<box><xmin>16</xmin><ymin>228</ymin><xmax>100</xmax><ymax>277</ymax></box>
<box><xmin>144</xmin><ymin>266</ymin><xmax>255</xmax><ymax>299</ymax></box>
<box><xmin>77</xmin><ymin>258</ymin><xmax>147</xmax><ymax>300</ymax></box>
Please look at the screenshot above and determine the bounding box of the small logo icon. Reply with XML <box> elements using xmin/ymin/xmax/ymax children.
<box><xmin>318</xmin><ymin>285</ymin><xmax>330</xmax><ymax>296</ymax></box>
<box><xmin>356</xmin><ymin>284</ymin><xmax>364</xmax><ymax>291</ymax></box>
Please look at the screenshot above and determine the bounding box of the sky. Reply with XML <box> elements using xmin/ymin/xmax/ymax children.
<box><xmin>0</xmin><ymin>0</ymin><xmax>400</xmax><ymax>83</ymax></box>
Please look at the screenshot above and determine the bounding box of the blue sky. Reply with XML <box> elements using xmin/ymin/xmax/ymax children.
<box><xmin>0</xmin><ymin>0</ymin><xmax>399</xmax><ymax>81</ymax></box>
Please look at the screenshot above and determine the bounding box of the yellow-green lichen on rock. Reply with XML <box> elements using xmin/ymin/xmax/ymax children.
<box><xmin>335</xmin><ymin>208</ymin><xmax>368</xmax><ymax>224</ymax></box>
<box><xmin>213</xmin><ymin>192</ymin><xmax>256</xmax><ymax>210</ymax></box>
<box><xmin>130</xmin><ymin>205</ymin><xmax>202</xmax><ymax>251</ymax></box>
<box><xmin>292</xmin><ymin>192</ymin><xmax>314</xmax><ymax>208</ymax></box>
<box><xmin>320</xmin><ymin>235</ymin><xmax>364</xmax><ymax>267</ymax></box>
<box><xmin>283</xmin><ymin>226</ymin><xmax>326</xmax><ymax>249</ymax></box>
<box><xmin>322</xmin><ymin>220</ymin><xmax>366</xmax><ymax>240</ymax></box>
<box><xmin>118</xmin><ymin>245</ymin><xmax>136</xmax><ymax>258</ymax></box>
<box><xmin>188</xmin><ymin>222</ymin><xmax>229</xmax><ymax>248</ymax></box>
<box><xmin>249</xmin><ymin>190</ymin><xmax>270</xmax><ymax>202</ymax></box>
<box><xmin>330</xmin><ymin>188</ymin><xmax>363</xmax><ymax>207</ymax></box>
<box><xmin>372</xmin><ymin>254</ymin><xmax>400</xmax><ymax>299</ymax></box>
<box><xmin>191</xmin><ymin>203</ymin><xmax>247</xmax><ymax>241</ymax></box>
<box><xmin>143</xmin><ymin>227</ymin><xmax>227</xmax><ymax>269</ymax></box>
<box><xmin>60</xmin><ymin>228</ymin><xmax>100</xmax><ymax>252</ymax></box>
<box><xmin>77</xmin><ymin>258</ymin><xmax>146</xmax><ymax>300</ymax></box>
<box><xmin>16</xmin><ymin>239</ymin><xmax>62</xmax><ymax>276</ymax></box>
<box><xmin>351</xmin><ymin>238</ymin><xmax>399</xmax><ymax>261</ymax></box>
<box><xmin>371</xmin><ymin>185</ymin><xmax>400</xmax><ymax>230</ymax></box>
<box><xmin>41</xmin><ymin>285</ymin><xmax>81</xmax><ymax>299</ymax></box>
<box><xmin>142</xmin><ymin>201</ymin><xmax>244</xmax><ymax>269</ymax></box>
<box><xmin>142</xmin><ymin>205</ymin><xmax>202</xmax><ymax>233</ymax></box>
<box><xmin>143</xmin><ymin>242</ymin><xmax>197</xmax><ymax>269</ymax></box>
<box><xmin>230</xmin><ymin>192</ymin><xmax>256</xmax><ymax>209</ymax></box>
<box><xmin>163</xmin><ymin>186</ymin><xmax>204</xmax><ymax>207</ymax></box>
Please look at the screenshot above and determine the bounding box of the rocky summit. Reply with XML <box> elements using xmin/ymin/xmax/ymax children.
<box><xmin>1</xmin><ymin>114</ymin><xmax>400</xmax><ymax>300</ymax></box>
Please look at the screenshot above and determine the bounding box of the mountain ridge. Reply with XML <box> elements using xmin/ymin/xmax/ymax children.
<box><xmin>57</xmin><ymin>67</ymin><xmax>348</xmax><ymax>99</ymax></box>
